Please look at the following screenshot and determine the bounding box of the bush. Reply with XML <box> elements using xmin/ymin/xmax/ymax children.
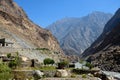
<box><xmin>71</xmin><ymin>74</ymin><xmax>76</xmax><ymax>78</ymax></box>
<box><xmin>9</xmin><ymin>60</ymin><xmax>17</xmax><ymax>68</ymax></box>
<box><xmin>58</xmin><ymin>61</ymin><xmax>69</xmax><ymax>69</ymax></box>
<box><xmin>85</xmin><ymin>62</ymin><xmax>93</xmax><ymax>69</ymax></box>
<box><xmin>82</xmin><ymin>74</ymin><xmax>87</xmax><ymax>78</ymax></box>
<box><xmin>7</xmin><ymin>53</ymin><xmax>11</xmax><ymax>58</ymax></box>
<box><xmin>79</xmin><ymin>59</ymin><xmax>84</xmax><ymax>64</ymax></box>
<box><xmin>43</xmin><ymin>58</ymin><xmax>55</xmax><ymax>65</ymax></box>
<box><xmin>0</xmin><ymin>63</ymin><xmax>11</xmax><ymax>72</ymax></box>
<box><xmin>8</xmin><ymin>52</ymin><xmax>21</xmax><ymax>68</ymax></box>
<box><xmin>36</xmin><ymin>48</ymin><xmax>49</xmax><ymax>51</ymax></box>
<box><xmin>0</xmin><ymin>63</ymin><xmax>13</xmax><ymax>79</ymax></box>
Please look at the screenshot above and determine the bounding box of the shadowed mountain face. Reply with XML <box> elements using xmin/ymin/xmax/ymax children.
<box><xmin>82</xmin><ymin>8</ymin><xmax>120</xmax><ymax>72</ymax></box>
<box><xmin>47</xmin><ymin>12</ymin><xmax>112</xmax><ymax>56</ymax></box>
<box><xmin>0</xmin><ymin>0</ymin><xmax>65</xmax><ymax>61</ymax></box>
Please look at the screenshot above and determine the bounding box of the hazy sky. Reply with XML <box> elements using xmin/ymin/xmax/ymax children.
<box><xmin>14</xmin><ymin>0</ymin><xmax>120</xmax><ymax>27</ymax></box>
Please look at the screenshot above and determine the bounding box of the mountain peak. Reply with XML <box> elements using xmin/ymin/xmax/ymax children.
<box><xmin>88</xmin><ymin>11</ymin><xmax>112</xmax><ymax>16</ymax></box>
<box><xmin>47</xmin><ymin>12</ymin><xmax>112</xmax><ymax>56</ymax></box>
<box><xmin>91</xmin><ymin>11</ymin><xmax>106</xmax><ymax>14</ymax></box>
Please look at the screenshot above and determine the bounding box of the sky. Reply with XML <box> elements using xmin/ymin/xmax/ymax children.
<box><xmin>14</xmin><ymin>0</ymin><xmax>120</xmax><ymax>28</ymax></box>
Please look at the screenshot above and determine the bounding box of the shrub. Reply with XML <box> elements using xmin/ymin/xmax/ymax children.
<box><xmin>36</xmin><ymin>48</ymin><xmax>49</xmax><ymax>51</ymax></box>
<box><xmin>85</xmin><ymin>62</ymin><xmax>93</xmax><ymax>69</ymax></box>
<box><xmin>7</xmin><ymin>53</ymin><xmax>11</xmax><ymax>58</ymax></box>
<box><xmin>0</xmin><ymin>63</ymin><xmax>13</xmax><ymax>79</ymax></box>
<box><xmin>79</xmin><ymin>59</ymin><xmax>84</xmax><ymax>64</ymax></box>
<box><xmin>0</xmin><ymin>63</ymin><xmax>11</xmax><ymax>72</ymax></box>
<box><xmin>43</xmin><ymin>58</ymin><xmax>55</xmax><ymax>65</ymax></box>
<box><xmin>58</xmin><ymin>61</ymin><xmax>69</xmax><ymax>69</ymax></box>
<box><xmin>8</xmin><ymin>52</ymin><xmax>21</xmax><ymax>68</ymax></box>
<box><xmin>71</xmin><ymin>74</ymin><xmax>76</xmax><ymax>78</ymax></box>
<box><xmin>9</xmin><ymin>60</ymin><xmax>17</xmax><ymax>68</ymax></box>
<box><xmin>51</xmin><ymin>60</ymin><xmax>55</xmax><ymax>65</ymax></box>
<box><xmin>82</xmin><ymin>74</ymin><xmax>87</xmax><ymax>78</ymax></box>
<box><xmin>0</xmin><ymin>72</ymin><xmax>13</xmax><ymax>80</ymax></box>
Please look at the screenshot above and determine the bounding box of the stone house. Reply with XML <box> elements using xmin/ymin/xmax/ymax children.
<box><xmin>0</xmin><ymin>38</ymin><xmax>13</xmax><ymax>47</ymax></box>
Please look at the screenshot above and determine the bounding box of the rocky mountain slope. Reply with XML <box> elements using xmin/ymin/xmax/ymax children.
<box><xmin>47</xmin><ymin>12</ymin><xmax>112</xmax><ymax>56</ymax></box>
<box><xmin>82</xmin><ymin>8</ymin><xmax>120</xmax><ymax>72</ymax></box>
<box><xmin>0</xmin><ymin>0</ymin><xmax>65</xmax><ymax>62</ymax></box>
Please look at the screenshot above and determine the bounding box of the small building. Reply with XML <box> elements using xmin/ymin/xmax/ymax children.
<box><xmin>0</xmin><ymin>38</ymin><xmax>13</xmax><ymax>47</ymax></box>
<box><xmin>75</xmin><ymin>62</ymin><xmax>83</xmax><ymax>69</ymax></box>
<box><xmin>75</xmin><ymin>62</ymin><xmax>89</xmax><ymax>70</ymax></box>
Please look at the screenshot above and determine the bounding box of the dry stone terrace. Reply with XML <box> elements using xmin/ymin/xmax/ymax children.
<box><xmin>0</xmin><ymin>47</ymin><xmax>62</xmax><ymax>63</ymax></box>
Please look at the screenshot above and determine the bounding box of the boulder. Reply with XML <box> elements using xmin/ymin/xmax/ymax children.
<box><xmin>94</xmin><ymin>71</ymin><xmax>118</xmax><ymax>80</ymax></box>
<box><xmin>107</xmin><ymin>76</ymin><xmax>117</xmax><ymax>80</ymax></box>
<box><xmin>55</xmin><ymin>69</ymin><xmax>68</xmax><ymax>77</ymax></box>
<box><xmin>34</xmin><ymin>70</ymin><xmax>44</xmax><ymax>79</ymax></box>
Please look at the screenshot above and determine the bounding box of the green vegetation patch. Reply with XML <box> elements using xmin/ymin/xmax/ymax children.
<box><xmin>71</xmin><ymin>74</ymin><xmax>76</xmax><ymax>78</ymax></box>
<box><xmin>36</xmin><ymin>48</ymin><xmax>50</xmax><ymax>51</ymax></box>
<box><xmin>36</xmin><ymin>48</ymin><xmax>52</xmax><ymax>54</ymax></box>
<box><xmin>8</xmin><ymin>52</ymin><xmax>21</xmax><ymax>68</ymax></box>
<box><xmin>82</xmin><ymin>74</ymin><xmax>87</xmax><ymax>78</ymax></box>
<box><xmin>85</xmin><ymin>62</ymin><xmax>94</xmax><ymax>69</ymax></box>
<box><xmin>58</xmin><ymin>60</ymin><xmax>69</xmax><ymax>69</ymax></box>
<box><xmin>43</xmin><ymin>58</ymin><xmax>55</xmax><ymax>65</ymax></box>
<box><xmin>0</xmin><ymin>63</ymin><xmax>13</xmax><ymax>80</ymax></box>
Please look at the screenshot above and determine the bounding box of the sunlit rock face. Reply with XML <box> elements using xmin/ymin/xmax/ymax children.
<box><xmin>0</xmin><ymin>0</ymin><xmax>65</xmax><ymax>62</ymax></box>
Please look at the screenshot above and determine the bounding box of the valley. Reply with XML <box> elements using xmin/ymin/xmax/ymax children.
<box><xmin>0</xmin><ymin>0</ymin><xmax>119</xmax><ymax>80</ymax></box>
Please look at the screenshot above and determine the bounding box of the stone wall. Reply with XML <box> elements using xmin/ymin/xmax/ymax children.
<box><xmin>12</xmin><ymin>70</ymin><xmax>34</xmax><ymax>80</ymax></box>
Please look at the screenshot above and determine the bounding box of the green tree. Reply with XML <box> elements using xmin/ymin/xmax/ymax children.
<box><xmin>51</xmin><ymin>60</ymin><xmax>55</xmax><ymax>65</ymax></box>
<box><xmin>43</xmin><ymin>58</ymin><xmax>55</xmax><ymax>65</ymax></box>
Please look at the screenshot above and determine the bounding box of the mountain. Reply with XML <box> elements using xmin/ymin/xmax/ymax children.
<box><xmin>0</xmin><ymin>0</ymin><xmax>65</xmax><ymax>62</ymax></box>
<box><xmin>82</xmin><ymin>8</ymin><xmax>120</xmax><ymax>72</ymax></box>
<box><xmin>47</xmin><ymin>12</ymin><xmax>112</xmax><ymax>56</ymax></box>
